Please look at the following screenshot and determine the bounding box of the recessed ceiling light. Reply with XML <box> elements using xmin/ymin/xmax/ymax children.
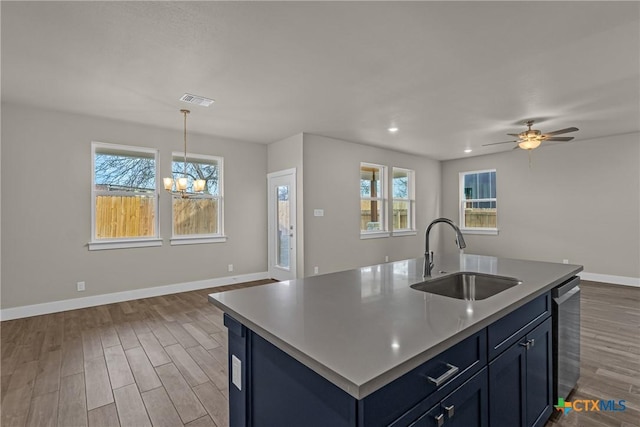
<box><xmin>388</xmin><ymin>127</ymin><xmax>399</xmax><ymax>133</ymax></box>
<box><xmin>179</xmin><ymin>93</ymin><xmax>215</xmax><ymax>107</ymax></box>
<box><xmin>464</xmin><ymin>149</ymin><xmax>472</xmax><ymax>153</ymax></box>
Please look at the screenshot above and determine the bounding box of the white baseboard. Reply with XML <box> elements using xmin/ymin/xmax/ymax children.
<box><xmin>2</xmin><ymin>270</ymin><xmax>637</xmax><ymax>321</ymax></box>
<box><xmin>579</xmin><ymin>271</ymin><xmax>640</xmax><ymax>288</ymax></box>
<box><xmin>0</xmin><ymin>271</ymin><xmax>270</xmax><ymax>321</ymax></box>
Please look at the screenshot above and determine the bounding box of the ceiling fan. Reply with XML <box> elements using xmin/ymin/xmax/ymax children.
<box><xmin>483</xmin><ymin>120</ymin><xmax>579</xmax><ymax>150</ymax></box>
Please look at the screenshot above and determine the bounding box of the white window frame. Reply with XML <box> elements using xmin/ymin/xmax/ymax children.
<box><xmin>360</xmin><ymin>162</ymin><xmax>389</xmax><ymax>239</ymax></box>
<box><xmin>89</xmin><ymin>142</ymin><xmax>162</xmax><ymax>250</ymax></box>
<box><xmin>170</xmin><ymin>152</ymin><xmax>226</xmax><ymax>245</ymax></box>
<box><xmin>392</xmin><ymin>167</ymin><xmax>417</xmax><ymax>236</ymax></box>
<box><xmin>459</xmin><ymin>169</ymin><xmax>498</xmax><ymax>235</ymax></box>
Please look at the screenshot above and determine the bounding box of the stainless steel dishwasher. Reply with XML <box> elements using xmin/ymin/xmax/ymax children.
<box><xmin>553</xmin><ymin>276</ymin><xmax>581</xmax><ymax>402</ymax></box>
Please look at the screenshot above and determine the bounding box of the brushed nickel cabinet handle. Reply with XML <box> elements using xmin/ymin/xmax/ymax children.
<box><xmin>519</xmin><ymin>339</ymin><xmax>535</xmax><ymax>350</ymax></box>
<box><xmin>444</xmin><ymin>404</ymin><xmax>455</xmax><ymax>418</ymax></box>
<box><xmin>434</xmin><ymin>413</ymin><xmax>444</xmax><ymax>427</ymax></box>
<box><xmin>427</xmin><ymin>363</ymin><xmax>459</xmax><ymax>386</ymax></box>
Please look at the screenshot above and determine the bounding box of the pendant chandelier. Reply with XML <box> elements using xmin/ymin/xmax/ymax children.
<box><xmin>163</xmin><ymin>109</ymin><xmax>206</xmax><ymax>198</ymax></box>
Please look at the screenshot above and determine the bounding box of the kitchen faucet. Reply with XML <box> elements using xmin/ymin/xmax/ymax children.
<box><xmin>423</xmin><ymin>218</ymin><xmax>467</xmax><ymax>278</ymax></box>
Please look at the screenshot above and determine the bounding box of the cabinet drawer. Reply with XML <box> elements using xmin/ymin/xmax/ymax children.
<box><xmin>359</xmin><ymin>330</ymin><xmax>486</xmax><ymax>427</ymax></box>
<box><xmin>402</xmin><ymin>367</ymin><xmax>488</xmax><ymax>427</ymax></box>
<box><xmin>487</xmin><ymin>292</ymin><xmax>550</xmax><ymax>360</ymax></box>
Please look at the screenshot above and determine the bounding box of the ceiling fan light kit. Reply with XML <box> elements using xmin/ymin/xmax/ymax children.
<box><xmin>518</xmin><ymin>139</ymin><xmax>541</xmax><ymax>150</ymax></box>
<box><xmin>483</xmin><ymin>119</ymin><xmax>579</xmax><ymax>151</ymax></box>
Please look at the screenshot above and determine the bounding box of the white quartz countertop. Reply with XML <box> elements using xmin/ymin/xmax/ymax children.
<box><xmin>209</xmin><ymin>254</ymin><xmax>582</xmax><ymax>399</ymax></box>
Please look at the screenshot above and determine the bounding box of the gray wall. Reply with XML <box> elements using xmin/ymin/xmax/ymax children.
<box><xmin>441</xmin><ymin>133</ymin><xmax>640</xmax><ymax>278</ymax></box>
<box><xmin>1</xmin><ymin>103</ymin><xmax>267</xmax><ymax>309</ymax></box>
<box><xmin>302</xmin><ymin>134</ymin><xmax>441</xmax><ymax>275</ymax></box>
<box><xmin>267</xmin><ymin>133</ymin><xmax>305</xmax><ymax>277</ymax></box>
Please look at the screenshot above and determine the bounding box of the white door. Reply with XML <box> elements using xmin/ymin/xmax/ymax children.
<box><xmin>268</xmin><ymin>169</ymin><xmax>296</xmax><ymax>281</ymax></box>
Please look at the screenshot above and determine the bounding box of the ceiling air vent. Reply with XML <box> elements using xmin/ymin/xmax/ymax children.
<box><xmin>179</xmin><ymin>93</ymin><xmax>215</xmax><ymax>107</ymax></box>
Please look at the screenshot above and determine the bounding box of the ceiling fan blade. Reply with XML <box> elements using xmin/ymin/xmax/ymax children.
<box><xmin>507</xmin><ymin>133</ymin><xmax>521</xmax><ymax>137</ymax></box>
<box><xmin>543</xmin><ymin>127</ymin><xmax>578</xmax><ymax>136</ymax></box>
<box><xmin>545</xmin><ymin>136</ymin><xmax>574</xmax><ymax>142</ymax></box>
<box><xmin>482</xmin><ymin>140</ymin><xmax>518</xmax><ymax>146</ymax></box>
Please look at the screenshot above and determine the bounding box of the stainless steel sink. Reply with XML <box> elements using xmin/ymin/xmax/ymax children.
<box><xmin>411</xmin><ymin>272</ymin><xmax>521</xmax><ymax>300</ymax></box>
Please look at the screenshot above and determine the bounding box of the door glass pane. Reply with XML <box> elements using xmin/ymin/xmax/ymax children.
<box><xmin>277</xmin><ymin>185</ymin><xmax>290</xmax><ymax>269</ymax></box>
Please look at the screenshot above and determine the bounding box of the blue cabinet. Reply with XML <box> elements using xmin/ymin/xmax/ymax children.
<box><xmin>407</xmin><ymin>368</ymin><xmax>488</xmax><ymax>427</ymax></box>
<box><xmin>225</xmin><ymin>315</ymin><xmax>356</xmax><ymax>427</ymax></box>
<box><xmin>360</xmin><ymin>331</ymin><xmax>486</xmax><ymax>426</ymax></box>
<box><xmin>489</xmin><ymin>317</ymin><xmax>553</xmax><ymax>427</ymax></box>
<box><xmin>223</xmin><ymin>291</ymin><xmax>553</xmax><ymax>427</ymax></box>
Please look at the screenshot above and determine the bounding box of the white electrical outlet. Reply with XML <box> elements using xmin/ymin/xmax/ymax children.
<box><xmin>231</xmin><ymin>355</ymin><xmax>242</xmax><ymax>390</ymax></box>
<box><xmin>385</xmin><ymin>256</ymin><xmax>389</xmax><ymax>262</ymax></box>
<box><xmin>77</xmin><ymin>281</ymin><xmax>85</xmax><ymax>292</ymax></box>
<box><xmin>314</xmin><ymin>266</ymin><xmax>319</xmax><ymax>275</ymax></box>
<box><xmin>563</xmin><ymin>259</ymin><xmax>569</xmax><ymax>264</ymax></box>
<box><xmin>228</xmin><ymin>264</ymin><xmax>234</xmax><ymax>272</ymax></box>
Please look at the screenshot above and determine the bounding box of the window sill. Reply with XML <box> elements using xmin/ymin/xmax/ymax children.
<box><xmin>88</xmin><ymin>238</ymin><xmax>163</xmax><ymax>251</ymax></box>
<box><xmin>360</xmin><ymin>231</ymin><xmax>390</xmax><ymax>240</ymax></box>
<box><xmin>392</xmin><ymin>230</ymin><xmax>417</xmax><ymax>237</ymax></box>
<box><xmin>460</xmin><ymin>228</ymin><xmax>499</xmax><ymax>236</ymax></box>
<box><xmin>171</xmin><ymin>235</ymin><xmax>228</xmax><ymax>246</ymax></box>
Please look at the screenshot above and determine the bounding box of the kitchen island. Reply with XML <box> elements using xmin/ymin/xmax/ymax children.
<box><xmin>209</xmin><ymin>254</ymin><xmax>582</xmax><ymax>427</ymax></box>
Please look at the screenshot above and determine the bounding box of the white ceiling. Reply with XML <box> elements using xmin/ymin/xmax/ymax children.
<box><xmin>2</xmin><ymin>1</ymin><xmax>639</xmax><ymax>160</ymax></box>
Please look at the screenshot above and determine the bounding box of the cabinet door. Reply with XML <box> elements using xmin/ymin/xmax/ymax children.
<box><xmin>441</xmin><ymin>367</ymin><xmax>488</xmax><ymax>427</ymax></box>
<box><xmin>525</xmin><ymin>318</ymin><xmax>553</xmax><ymax>427</ymax></box>
<box><xmin>489</xmin><ymin>340</ymin><xmax>526</xmax><ymax>427</ymax></box>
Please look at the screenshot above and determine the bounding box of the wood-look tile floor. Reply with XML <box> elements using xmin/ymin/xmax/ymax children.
<box><xmin>0</xmin><ymin>279</ymin><xmax>274</xmax><ymax>427</ymax></box>
<box><xmin>1</xmin><ymin>279</ymin><xmax>638</xmax><ymax>427</ymax></box>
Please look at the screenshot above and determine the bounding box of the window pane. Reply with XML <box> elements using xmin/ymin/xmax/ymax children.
<box><xmin>463</xmin><ymin>171</ymin><xmax>496</xmax><ymax>200</ymax></box>
<box><xmin>393</xmin><ymin>171</ymin><xmax>408</xmax><ymax>199</ymax></box>
<box><xmin>360</xmin><ymin>166</ymin><xmax>381</xmax><ymax>198</ymax></box>
<box><xmin>393</xmin><ymin>200</ymin><xmax>410</xmax><ymax>230</ymax></box>
<box><xmin>462</xmin><ymin>170</ymin><xmax>497</xmax><ymax>229</ymax></box>
<box><xmin>276</xmin><ymin>185</ymin><xmax>290</xmax><ymax>269</ymax></box>
<box><xmin>173</xmin><ymin>198</ymin><xmax>218</xmax><ymax>235</ymax></box>
<box><xmin>94</xmin><ymin>152</ymin><xmax>155</xmax><ymax>192</ymax></box>
<box><xmin>464</xmin><ymin>173</ymin><xmax>478</xmax><ymax>199</ymax></box>
<box><xmin>172</xmin><ymin>157</ymin><xmax>219</xmax><ymax>195</ymax></box>
<box><xmin>478</xmin><ymin>172</ymin><xmax>495</xmax><ymax>199</ymax></box>
<box><xmin>95</xmin><ymin>195</ymin><xmax>155</xmax><ymax>238</ymax></box>
<box><xmin>463</xmin><ymin>204</ymin><xmax>496</xmax><ymax>228</ymax></box>
<box><xmin>361</xmin><ymin>200</ymin><xmax>382</xmax><ymax>231</ymax></box>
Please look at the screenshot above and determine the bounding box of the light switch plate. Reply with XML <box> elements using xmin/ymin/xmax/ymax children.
<box><xmin>232</xmin><ymin>355</ymin><xmax>242</xmax><ymax>390</ymax></box>
<box><xmin>314</xmin><ymin>209</ymin><xmax>324</xmax><ymax>217</ymax></box>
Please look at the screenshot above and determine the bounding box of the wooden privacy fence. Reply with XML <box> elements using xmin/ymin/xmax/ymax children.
<box><xmin>464</xmin><ymin>209</ymin><xmax>497</xmax><ymax>228</ymax></box>
<box><xmin>95</xmin><ymin>195</ymin><xmax>218</xmax><ymax>238</ymax></box>
<box><xmin>360</xmin><ymin>200</ymin><xmax>409</xmax><ymax>230</ymax></box>
<box><xmin>173</xmin><ymin>198</ymin><xmax>218</xmax><ymax>235</ymax></box>
<box><xmin>96</xmin><ymin>195</ymin><xmax>155</xmax><ymax>238</ymax></box>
